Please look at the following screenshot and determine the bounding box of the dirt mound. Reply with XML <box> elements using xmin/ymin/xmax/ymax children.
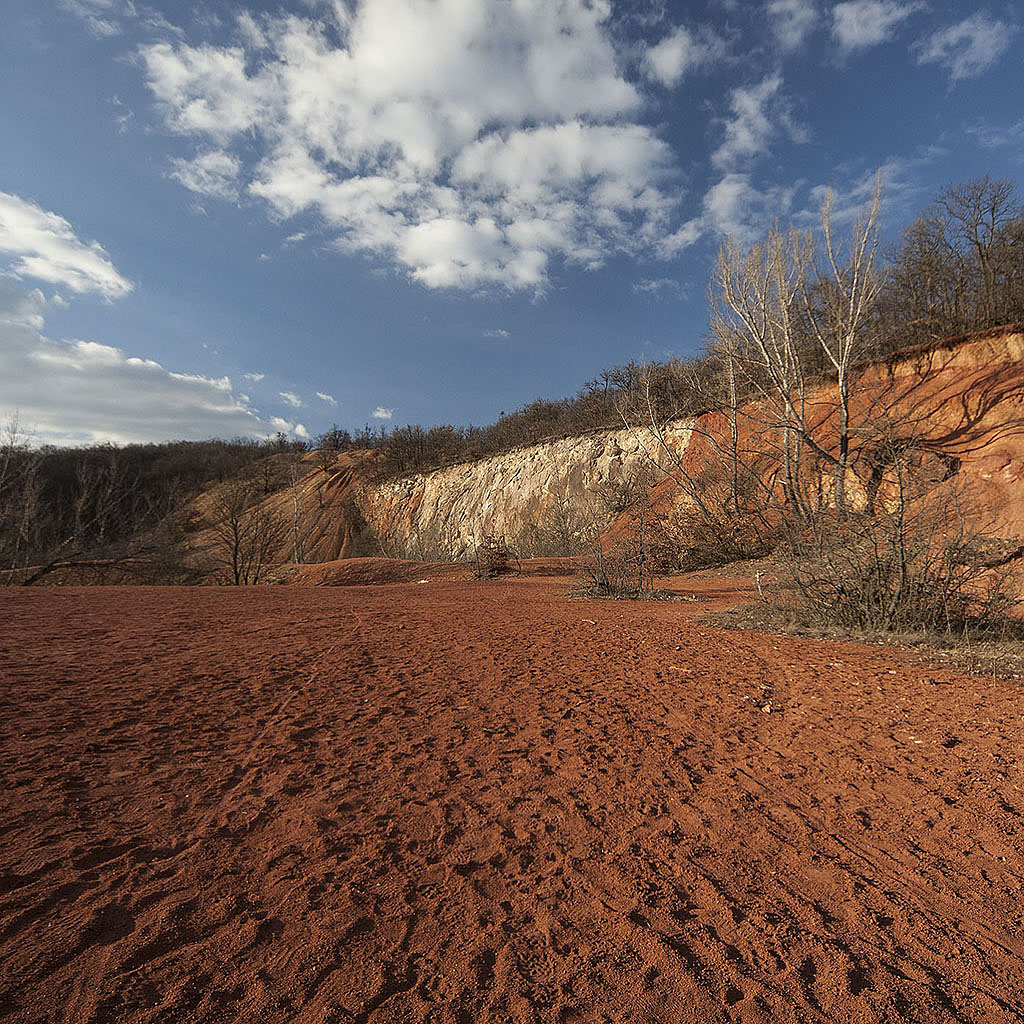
<box><xmin>276</xmin><ymin>556</ymin><xmax>476</xmax><ymax>586</ymax></box>
<box><xmin>271</xmin><ymin>556</ymin><xmax>578</xmax><ymax>586</ymax></box>
<box><xmin>2</xmin><ymin>582</ymin><xmax>1023</xmax><ymax>1022</ymax></box>
<box><xmin>185</xmin><ymin>449</ymin><xmax>377</xmax><ymax>569</ymax></box>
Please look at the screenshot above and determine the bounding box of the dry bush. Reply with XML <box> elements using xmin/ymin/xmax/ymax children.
<box><xmin>574</xmin><ymin>471</ymin><xmax>660</xmax><ymax>598</ymax></box>
<box><xmin>474</xmin><ymin>535</ymin><xmax>513</xmax><ymax>579</ymax></box>
<box><xmin>665</xmin><ymin>509</ymin><xmax>778</xmax><ymax>573</ymax></box>
<box><xmin>654</xmin><ymin>457</ymin><xmax>780</xmax><ymax>572</ymax></box>
<box><xmin>774</xmin><ymin>478</ymin><xmax>1019</xmax><ymax>634</ymax></box>
<box><xmin>577</xmin><ymin>540</ymin><xmax>652</xmax><ymax>598</ymax></box>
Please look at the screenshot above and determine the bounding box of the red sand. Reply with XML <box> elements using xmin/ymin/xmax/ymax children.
<box><xmin>2</xmin><ymin>580</ymin><xmax>1023</xmax><ymax>1022</ymax></box>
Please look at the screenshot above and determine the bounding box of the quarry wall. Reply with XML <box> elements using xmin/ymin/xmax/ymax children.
<box><xmin>356</xmin><ymin>327</ymin><xmax>1024</xmax><ymax>563</ymax></box>
<box><xmin>360</xmin><ymin>422</ymin><xmax>693</xmax><ymax>560</ymax></box>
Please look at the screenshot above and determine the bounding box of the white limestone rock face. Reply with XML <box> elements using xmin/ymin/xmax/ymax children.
<box><xmin>362</xmin><ymin>422</ymin><xmax>692</xmax><ymax>560</ymax></box>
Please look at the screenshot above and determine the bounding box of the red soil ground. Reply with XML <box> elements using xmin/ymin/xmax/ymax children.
<box><xmin>2</xmin><ymin>579</ymin><xmax>1023</xmax><ymax>1023</ymax></box>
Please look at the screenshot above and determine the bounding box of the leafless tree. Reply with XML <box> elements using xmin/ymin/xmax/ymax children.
<box><xmin>879</xmin><ymin>175</ymin><xmax>1024</xmax><ymax>349</ymax></box>
<box><xmin>0</xmin><ymin>415</ymin><xmax>44</xmax><ymax>573</ymax></box>
<box><xmin>208</xmin><ymin>479</ymin><xmax>285</xmax><ymax>584</ymax></box>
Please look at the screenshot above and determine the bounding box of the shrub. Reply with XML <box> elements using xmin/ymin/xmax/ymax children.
<box><xmin>474</xmin><ymin>535</ymin><xmax>513</xmax><ymax>579</ymax></box>
<box><xmin>775</xmin><ymin>486</ymin><xmax>1019</xmax><ymax>634</ymax></box>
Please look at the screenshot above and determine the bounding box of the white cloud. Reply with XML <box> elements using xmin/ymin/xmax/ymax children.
<box><xmin>279</xmin><ymin>390</ymin><xmax>303</xmax><ymax>408</ymax></box>
<box><xmin>243</xmin><ymin>371</ymin><xmax>265</xmax><ymax>383</ymax></box>
<box><xmin>656</xmin><ymin>217</ymin><xmax>704</xmax><ymax>257</ymax></box>
<box><xmin>0</xmin><ymin>279</ymin><xmax>297</xmax><ymax>445</ymax></box>
<box><xmin>272</xmin><ymin>418</ymin><xmax>309</xmax><ymax>439</ymax></box>
<box><xmin>796</xmin><ymin>143</ymin><xmax>946</xmax><ymax>235</ymax></box>
<box><xmin>59</xmin><ymin>0</ymin><xmax>178</xmax><ymax>38</ymax></box>
<box><xmin>482</xmin><ymin>328</ymin><xmax>510</xmax><ymax>339</ymax></box>
<box><xmin>371</xmin><ymin>406</ymin><xmax>394</xmax><ymax>420</ymax></box>
<box><xmin>316</xmin><ymin>391</ymin><xmax>337</xmax><ymax>405</ymax></box>
<box><xmin>832</xmin><ymin>1</ymin><xmax>921</xmax><ymax>53</ymax></box>
<box><xmin>632</xmin><ymin>277</ymin><xmax>686</xmax><ymax>299</ymax></box>
<box><xmin>142</xmin><ymin>42</ymin><xmax>269</xmax><ymax>143</ymax></box>
<box><xmin>702</xmin><ymin>173</ymin><xmax>798</xmax><ymax>243</ymax></box>
<box><xmin>916</xmin><ymin>13</ymin><xmax>1016</xmax><ymax>81</ymax></box>
<box><xmin>643</xmin><ymin>27</ymin><xmax>724</xmax><ymax>87</ymax></box>
<box><xmin>171</xmin><ymin>149</ymin><xmax>242</xmax><ymax>199</ymax></box>
<box><xmin>768</xmin><ymin>0</ymin><xmax>818</xmax><ymax>51</ymax></box>
<box><xmin>967</xmin><ymin>117</ymin><xmax>1024</xmax><ymax>149</ymax></box>
<box><xmin>712</xmin><ymin>74</ymin><xmax>800</xmax><ymax>170</ymax></box>
<box><xmin>58</xmin><ymin>0</ymin><xmax>123</xmax><ymax>38</ymax></box>
<box><xmin>0</xmin><ymin>191</ymin><xmax>132</xmax><ymax>300</ymax></box>
<box><xmin>0</xmin><ymin>283</ymin><xmax>49</xmax><ymax>330</ymax></box>
<box><xmin>141</xmin><ymin>0</ymin><xmax>686</xmax><ymax>292</ymax></box>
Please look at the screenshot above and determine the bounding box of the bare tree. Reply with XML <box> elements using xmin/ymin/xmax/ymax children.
<box><xmin>208</xmin><ymin>480</ymin><xmax>285</xmax><ymax>584</ymax></box>
<box><xmin>880</xmin><ymin>175</ymin><xmax>1024</xmax><ymax>349</ymax></box>
<box><xmin>799</xmin><ymin>179</ymin><xmax>883</xmax><ymax>514</ymax></box>
<box><xmin>0</xmin><ymin>415</ymin><xmax>44</xmax><ymax>573</ymax></box>
<box><xmin>703</xmin><ymin>177</ymin><xmax>884</xmax><ymax>519</ymax></box>
<box><xmin>609</xmin><ymin>179</ymin><xmax>888</xmax><ymax>580</ymax></box>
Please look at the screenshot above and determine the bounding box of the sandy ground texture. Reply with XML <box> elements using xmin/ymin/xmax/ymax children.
<box><xmin>1</xmin><ymin>581</ymin><xmax>1024</xmax><ymax>1023</ymax></box>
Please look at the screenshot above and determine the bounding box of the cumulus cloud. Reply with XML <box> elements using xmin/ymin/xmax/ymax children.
<box><xmin>371</xmin><ymin>406</ymin><xmax>394</xmax><ymax>420</ymax></box>
<box><xmin>655</xmin><ymin>217</ymin><xmax>704</xmax><ymax>257</ymax></box>
<box><xmin>279</xmin><ymin>391</ymin><xmax>303</xmax><ymax>408</ymax></box>
<box><xmin>242</xmin><ymin>371</ymin><xmax>265</xmax><ymax>383</ymax></box>
<box><xmin>702</xmin><ymin>173</ymin><xmax>798</xmax><ymax>243</ymax></box>
<box><xmin>0</xmin><ymin>279</ymin><xmax>300</xmax><ymax>445</ymax></box>
<box><xmin>316</xmin><ymin>391</ymin><xmax>337</xmax><ymax>405</ymax></box>
<box><xmin>696</xmin><ymin>72</ymin><xmax>807</xmax><ymax>239</ymax></box>
<box><xmin>0</xmin><ymin>191</ymin><xmax>132</xmax><ymax>299</ymax></box>
<box><xmin>140</xmin><ymin>0</ymin><xmax>686</xmax><ymax>292</ymax></box>
<box><xmin>832</xmin><ymin>1</ymin><xmax>922</xmax><ymax>53</ymax></box>
<box><xmin>768</xmin><ymin>0</ymin><xmax>818</xmax><ymax>51</ymax></box>
<box><xmin>916</xmin><ymin>12</ymin><xmax>1016</xmax><ymax>81</ymax></box>
<box><xmin>643</xmin><ymin>26</ymin><xmax>725</xmax><ymax>87</ymax></box>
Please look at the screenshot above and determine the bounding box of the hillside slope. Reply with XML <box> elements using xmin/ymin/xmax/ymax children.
<box><xmin>179</xmin><ymin>325</ymin><xmax>1024</xmax><ymax>581</ymax></box>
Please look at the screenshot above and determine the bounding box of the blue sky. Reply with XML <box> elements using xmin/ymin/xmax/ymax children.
<box><xmin>1</xmin><ymin>0</ymin><xmax>1022</xmax><ymax>445</ymax></box>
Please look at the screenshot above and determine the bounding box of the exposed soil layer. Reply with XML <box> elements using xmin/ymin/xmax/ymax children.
<box><xmin>2</xmin><ymin>581</ymin><xmax>1023</xmax><ymax>1023</ymax></box>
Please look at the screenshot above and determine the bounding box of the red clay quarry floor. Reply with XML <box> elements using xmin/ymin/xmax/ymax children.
<box><xmin>1</xmin><ymin>580</ymin><xmax>1023</xmax><ymax>1023</ymax></box>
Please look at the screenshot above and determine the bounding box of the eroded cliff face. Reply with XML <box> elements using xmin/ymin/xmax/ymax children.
<box><xmin>361</xmin><ymin>423</ymin><xmax>692</xmax><ymax>560</ymax></box>
<box><xmin>358</xmin><ymin>326</ymin><xmax>1024</xmax><ymax>564</ymax></box>
<box><xmin>179</xmin><ymin>325</ymin><xmax>1024</xmax><ymax>580</ymax></box>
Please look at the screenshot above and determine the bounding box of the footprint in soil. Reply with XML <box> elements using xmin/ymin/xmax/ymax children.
<box><xmin>798</xmin><ymin>956</ymin><xmax>821</xmax><ymax>1010</ymax></box>
<box><xmin>84</xmin><ymin>902</ymin><xmax>136</xmax><ymax>946</ymax></box>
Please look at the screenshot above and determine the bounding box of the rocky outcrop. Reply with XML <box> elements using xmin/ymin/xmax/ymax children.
<box><xmin>358</xmin><ymin>326</ymin><xmax>1024</xmax><ymax>563</ymax></box>
<box><xmin>361</xmin><ymin>423</ymin><xmax>692</xmax><ymax>560</ymax></box>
